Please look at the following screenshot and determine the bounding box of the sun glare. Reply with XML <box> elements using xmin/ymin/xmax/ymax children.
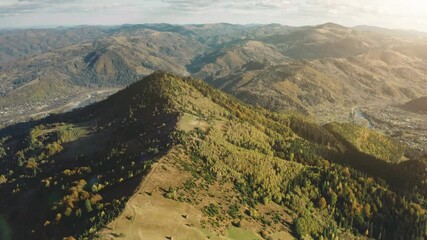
<box><xmin>395</xmin><ymin>0</ymin><xmax>427</xmax><ymax>15</ymax></box>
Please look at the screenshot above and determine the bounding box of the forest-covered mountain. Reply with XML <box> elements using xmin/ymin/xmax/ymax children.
<box><xmin>0</xmin><ymin>73</ymin><xmax>425</xmax><ymax>240</ymax></box>
<box><xmin>1</xmin><ymin>23</ymin><xmax>427</xmax><ymax>122</ymax></box>
<box><xmin>0</xmin><ymin>26</ymin><xmax>113</xmax><ymax>64</ymax></box>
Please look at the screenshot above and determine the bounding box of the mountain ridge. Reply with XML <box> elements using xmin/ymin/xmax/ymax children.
<box><xmin>1</xmin><ymin>73</ymin><xmax>426</xmax><ymax>239</ymax></box>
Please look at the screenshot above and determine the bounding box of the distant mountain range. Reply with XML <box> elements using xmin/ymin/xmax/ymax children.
<box><xmin>1</xmin><ymin>23</ymin><xmax>427</xmax><ymax>122</ymax></box>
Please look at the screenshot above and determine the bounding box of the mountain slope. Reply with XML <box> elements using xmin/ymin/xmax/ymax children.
<box><xmin>262</xmin><ymin>23</ymin><xmax>377</xmax><ymax>59</ymax></box>
<box><xmin>0</xmin><ymin>28</ymin><xmax>206</xmax><ymax>108</ymax></box>
<box><xmin>198</xmin><ymin>49</ymin><xmax>427</xmax><ymax>118</ymax></box>
<box><xmin>0</xmin><ymin>73</ymin><xmax>181</xmax><ymax>239</ymax></box>
<box><xmin>0</xmin><ymin>26</ymin><xmax>113</xmax><ymax>65</ymax></box>
<box><xmin>0</xmin><ymin>73</ymin><xmax>425</xmax><ymax>240</ymax></box>
<box><xmin>400</xmin><ymin>96</ymin><xmax>427</xmax><ymax>114</ymax></box>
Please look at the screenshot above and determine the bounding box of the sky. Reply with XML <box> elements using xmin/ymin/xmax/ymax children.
<box><xmin>0</xmin><ymin>0</ymin><xmax>427</xmax><ymax>31</ymax></box>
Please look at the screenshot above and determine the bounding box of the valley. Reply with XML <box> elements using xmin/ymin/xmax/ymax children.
<box><xmin>363</xmin><ymin>104</ymin><xmax>427</xmax><ymax>158</ymax></box>
<box><xmin>0</xmin><ymin>88</ymin><xmax>119</xmax><ymax>127</ymax></box>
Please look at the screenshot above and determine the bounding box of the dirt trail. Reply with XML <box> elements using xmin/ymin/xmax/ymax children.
<box><xmin>99</xmin><ymin>150</ymin><xmax>209</xmax><ymax>240</ymax></box>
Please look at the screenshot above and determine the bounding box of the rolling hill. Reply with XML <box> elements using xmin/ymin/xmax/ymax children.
<box><xmin>0</xmin><ymin>73</ymin><xmax>425</xmax><ymax>240</ymax></box>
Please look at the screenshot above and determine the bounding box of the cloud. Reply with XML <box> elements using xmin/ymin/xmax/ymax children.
<box><xmin>160</xmin><ymin>0</ymin><xmax>212</xmax><ymax>12</ymax></box>
<box><xmin>157</xmin><ymin>0</ymin><xmax>383</xmax><ymax>20</ymax></box>
<box><xmin>161</xmin><ymin>0</ymin><xmax>292</xmax><ymax>11</ymax></box>
<box><xmin>0</xmin><ymin>1</ymin><xmax>44</xmax><ymax>16</ymax></box>
<box><xmin>1</xmin><ymin>0</ymin><xmax>426</xmax><ymax>19</ymax></box>
<box><xmin>0</xmin><ymin>0</ymin><xmax>125</xmax><ymax>16</ymax></box>
<box><xmin>0</xmin><ymin>0</ymin><xmax>426</xmax><ymax>31</ymax></box>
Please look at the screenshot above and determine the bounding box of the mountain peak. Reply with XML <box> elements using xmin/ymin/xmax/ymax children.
<box><xmin>316</xmin><ymin>22</ymin><xmax>348</xmax><ymax>30</ymax></box>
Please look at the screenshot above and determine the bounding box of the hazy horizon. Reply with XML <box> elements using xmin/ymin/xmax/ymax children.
<box><xmin>1</xmin><ymin>0</ymin><xmax>427</xmax><ymax>32</ymax></box>
<box><xmin>1</xmin><ymin>21</ymin><xmax>427</xmax><ymax>34</ymax></box>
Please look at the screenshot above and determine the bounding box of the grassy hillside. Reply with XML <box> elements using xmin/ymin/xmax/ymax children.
<box><xmin>0</xmin><ymin>73</ymin><xmax>425</xmax><ymax>239</ymax></box>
